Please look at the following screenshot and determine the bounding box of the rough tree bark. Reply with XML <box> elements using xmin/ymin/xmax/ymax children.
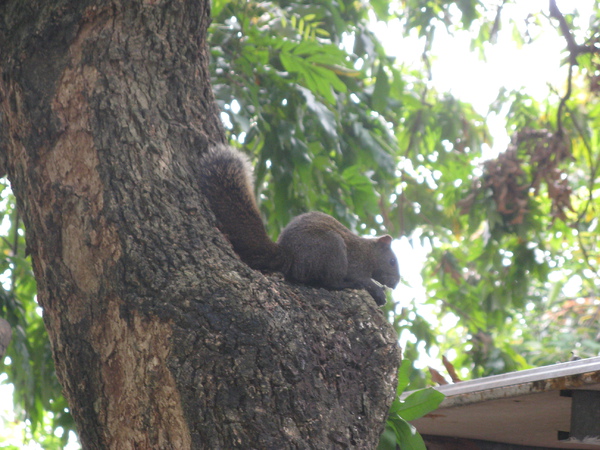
<box><xmin>0</xmin><ymin>1</ymin><xmax>401</xmax><ymax>448</ymax></box>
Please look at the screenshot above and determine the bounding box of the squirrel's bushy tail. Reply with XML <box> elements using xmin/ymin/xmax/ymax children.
<box><xmin>198</xmin><ymin>145</ymin><xmax>285</xmax><ymax>272</ymax></box>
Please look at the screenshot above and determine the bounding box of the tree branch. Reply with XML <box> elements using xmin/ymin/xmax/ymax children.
<box><xmin>549</xmin><ymin>0</ymin><xmax>600</xmax><ymax>137</ymax></box>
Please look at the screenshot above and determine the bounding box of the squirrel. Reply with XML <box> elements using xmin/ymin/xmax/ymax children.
<box><xmin>198</xmin><ymin>144</ymin><xmax>400</xmax><ymax>306</ymax></box>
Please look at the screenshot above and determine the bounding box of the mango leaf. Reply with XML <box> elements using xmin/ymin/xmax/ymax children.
<box><xmin>297</xmin><ymin>86</ymin><xmax>338</xmax><ymax>139</ymax></box>
<box><xmin>372</xmin><ymin>64</ymin><xmax>390</xmax><ymax>113</ymax></box>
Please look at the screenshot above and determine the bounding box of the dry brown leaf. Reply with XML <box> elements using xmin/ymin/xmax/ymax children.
<box><xmin>428</xmin><ymin>367</ymin><xmax>449</xmax><ymax>386</ymax></box>
<box><xmin>442</xmin><ymin>355</ymin><xmax>462</xmax><ymax>383</ymax></box>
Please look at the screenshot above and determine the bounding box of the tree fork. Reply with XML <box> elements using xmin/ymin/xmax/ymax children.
<box><xmin>0</xmin><ymin>1</ymin><xmax>400</xmax><ymax>448</ymax></box>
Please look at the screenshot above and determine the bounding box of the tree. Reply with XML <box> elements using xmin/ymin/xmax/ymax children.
<box><xmin>0</xmin><ymin>0</ymin><xmax>400</xmax><ymax>448</ymax></box>
<box><xmin>3</xmin><ymin>0</ymin><xmax>600</xmax><ymax>446</ymax></box>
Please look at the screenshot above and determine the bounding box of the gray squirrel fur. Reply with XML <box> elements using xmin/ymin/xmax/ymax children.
<box><xmin>198</xmin><ymin>145</ymin><xmax>400</xmax><ymax>305</ymax></box>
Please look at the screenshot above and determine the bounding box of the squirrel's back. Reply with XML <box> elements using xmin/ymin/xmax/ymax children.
<box><xmin>278</xmin><ymin>211</ymin><xmax>400</xmax><ymax>304</ymax></box>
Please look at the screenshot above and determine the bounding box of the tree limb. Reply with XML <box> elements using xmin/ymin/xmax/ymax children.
<box><xmin>549</xmin><ymin>0</ymin><xmax>600</xmax><ymax>137</ymax></box>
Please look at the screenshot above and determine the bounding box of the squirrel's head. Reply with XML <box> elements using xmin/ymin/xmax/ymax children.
<box><xmin>371</xmin><ymin>235</ymin><xmax>400</xmax><ymax>290</ymax></box>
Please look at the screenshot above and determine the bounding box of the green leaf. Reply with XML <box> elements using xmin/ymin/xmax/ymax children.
<box><xmin>297</xmin><ymin>86</ymin><xmax>338</xmax><ymax>139</ymax></box>
<box><xmin>389</xmin><ymin>417</ymin><xmax>427</xmax><ymax>450</ymax></box>
<box><xmin>397</xmin><ymin>359</ymin><xmax>412</xmax><ymax>395</ymax></box>
<box><xmin>397</xmin><ymin>388</ymin><xmax>445</xmax><ymax>421</ymax></box>
<box><xmin>372</xmin><ymin>64</ymin><xmax>390</xmax><ymax>112</ymax></box>
<box><xmin>376</xmin><ymin>425</ymin><xmax>398</xmax><ymax>450</ymax></box>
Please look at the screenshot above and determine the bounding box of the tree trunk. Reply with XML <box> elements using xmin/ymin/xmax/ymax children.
<box><xmin>0</xmin><ymin>1</ymin><xmax>400</xmax><ymax>448</ymax></box>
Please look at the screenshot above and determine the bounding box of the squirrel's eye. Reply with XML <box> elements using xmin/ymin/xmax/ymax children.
<box><xmin>390</xmin><ymin>257</ymin><xmax>397</xmax><ymax>266</ymax></box>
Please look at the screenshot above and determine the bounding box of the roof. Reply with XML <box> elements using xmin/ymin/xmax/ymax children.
<box><xmin>406</xmin><ymin>356</ymin><xmax>600</xmax><ymax>449</ymax></box>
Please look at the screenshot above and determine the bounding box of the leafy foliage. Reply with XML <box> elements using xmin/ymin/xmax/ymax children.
<box><xmin>3</xmin><ymin>0</ymin><xmax>600</xmax><ymax>447</ymax></box>
<box><xmin>0</xmin><ymin>180</ymin><xmax>75</xmax><ymax>447</ymax></box>
<box><xmin>378</xmin><ymin>359</ymin><xmax>445</xmax><ymax>450</ymax></box>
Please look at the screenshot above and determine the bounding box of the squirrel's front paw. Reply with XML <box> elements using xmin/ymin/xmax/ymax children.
<box><xmin>372</xmin><ymin>288</ymin><xmax>387</xmax><ymax>306</ymax></box>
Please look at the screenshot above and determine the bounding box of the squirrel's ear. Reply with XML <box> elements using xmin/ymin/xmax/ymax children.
<box><xmin>376</xmin><ymin>235</ymin><xmax>393</xmax><ymax>246</ymax></box>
